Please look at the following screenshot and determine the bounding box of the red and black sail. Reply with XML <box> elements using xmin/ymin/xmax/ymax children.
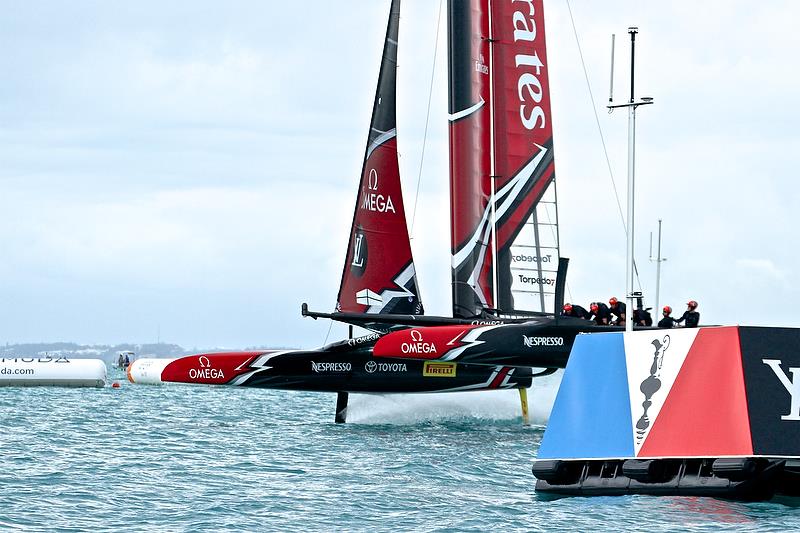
<box><xmin>337</xmin><ymin>0</ymin><xmax>423</xmax><ymax>316</ymax></box>
<box><xmin>449</xmin><ymin>0</ymin><xmax>557</xmax><ymax>318</ymax></box>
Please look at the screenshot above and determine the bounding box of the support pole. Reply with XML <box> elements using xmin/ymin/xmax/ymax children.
<box><xmin>519</xmin><ymin>387</ymin><xmax>530</xmax><ymax>426</ymax></box>
<box><xmin>625</xmin><ymin>96</ymin><xmax>636</xmax><ymax>332</ymax></box>
<box><xmin>608</xmin><ymin>27</ymin><xmax>653</xmax><ymax>332</ymax></box>
<box><xmin>655</xmin><ymin>219</ymin><xmax>664</xmax><ymax>315</ymax></box>
<box><xmin>335</xmin><ymin>391</ymin><xmax>349</xmax><ymax>424</ymax></box>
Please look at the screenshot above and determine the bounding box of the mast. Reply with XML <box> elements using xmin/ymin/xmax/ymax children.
<box><xmin>608</xmin><ymin>26</ymin><xmax>653</xmax><ymax>332</ymax></box>
<box><xmin>488</xmin><ymin>0</ymin><xmax>498</xmax><ymax>310</ymax></box>
<box><xmin>447</xmin><ymin>0</ymin><xmax>492</xmax><ymax>319</ymax></box>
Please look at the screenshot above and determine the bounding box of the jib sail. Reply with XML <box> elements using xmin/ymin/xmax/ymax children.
<box><xmin>448</xmin><ymin>0</ymin><xmax>559</xmax><ymax>317</ymax></box>
<box><xmin>336</xmin><ymin>0</ymin><xmax>424</xmax><ymax>315</ymax></box>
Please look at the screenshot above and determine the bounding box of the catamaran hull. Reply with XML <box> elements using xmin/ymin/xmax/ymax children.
<box><xmin>129</xmin><ymin>349</ymin><xmax>532</xmax><ymax>394</ymax></box>
<box><xmin>373</xmin><ymin>317</ymin><xmax>622</xmax><ymax>368</ymax></box>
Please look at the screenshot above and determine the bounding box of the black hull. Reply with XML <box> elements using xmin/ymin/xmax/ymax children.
<box><xmin>240</xmin><ymin>351</ymin><xmax>533</xmax><ymax>394</ymax></box>
<box><xmin>533</xmin><ymin>458</ymin><xmax>800</xmax><ymax>501</ymax></box>
<box><xmin>439</xmin><ymin>319</ymin><xmax>622</xmax><ymax>368</ymax></box>
<box><xmin>372</xmin><ymin>316</ymin><xmax>629</xmax><ymax>368</ymax></box>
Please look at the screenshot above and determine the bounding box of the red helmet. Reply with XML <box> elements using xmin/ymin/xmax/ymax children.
<box><xmin>563</xmin><ymin>303</ymin><xmax>573</xmax><ymax>313</ymax></box>
<box><xmin>590</xmin><ymin>303</ymin><xmax>599</xmax><ymax>312</ymax></box>
<box><xmin>687</xmin><ymin>300</ymin><xmax>698</xmax><ymax>309</ymax></box>
<box><xmin>609</xmin><ymin>297</ymin><xmax>618</xmax><ymax>306</ymax></box>
<box><xmin>663</xmin><ymin>305</ymin><xmax>672</xmax><ymax>314</ymax></box>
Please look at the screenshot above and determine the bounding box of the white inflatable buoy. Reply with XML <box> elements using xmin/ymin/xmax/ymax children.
<box><xmin>0</xmin><ymin>357</ymin><xmax>107</xmax><ymax>387</ymax></box>
<box><xmin>127</xmin><ymin>358</ymin><xmax>175</xmax><ymax>385</ymax></box>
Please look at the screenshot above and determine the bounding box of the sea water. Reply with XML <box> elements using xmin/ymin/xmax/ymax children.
<box><xmin>1</xmin><ymin>372</ymin><xmax>797</xmax><ymax>532</ymax></box>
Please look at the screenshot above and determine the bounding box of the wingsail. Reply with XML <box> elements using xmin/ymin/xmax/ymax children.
<box><xmin>448</xmin><ymin>0</ymin><xmax>493</xmax><ymax>318</ymax></box>
<box><xmin>449</xmin><ymin>0</ymin><xmax>559</xmax><ymax>318</ymax></box>
<box><xmin>336</xmin><ymin>0</ymin><xmax>424</xmax><ymax>316</ymax></box>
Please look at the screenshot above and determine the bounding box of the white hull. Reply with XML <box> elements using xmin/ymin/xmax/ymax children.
<box><xmin>127</xmin><ymin>358</ymin><xmax>175</xmax><ymax>385</ymax></box>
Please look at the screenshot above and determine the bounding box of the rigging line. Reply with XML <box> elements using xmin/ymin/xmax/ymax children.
<box><xmin>322</xmin><ymin>313</ymin><xmax>334</xmax><ymax>346</ymax></box>
<box><xmin>566</xmin><ymin>0</ymin><xmax>643</xmax><ymax>292</ymax></box>
<box><xmin>539</xmin><ymin>184</ymin><xmax>574</xmax><ymax>304</ymax></box>
<box><xmin>409</xmin><ymin>0</ymin><xmax>444</xmax><ymax>238</ymax></box>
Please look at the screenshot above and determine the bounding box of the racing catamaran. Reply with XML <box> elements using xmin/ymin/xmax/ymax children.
<box><xmin>129</xmin><ymin>0</ymin><xmax>613</xmax><ymax>422</ymax></box>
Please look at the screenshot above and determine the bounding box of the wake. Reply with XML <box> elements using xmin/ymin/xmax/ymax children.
<box><xmin>345</xmin><ymin>370</ymin><xmax>562</xmax><ymax>425</ymax></box>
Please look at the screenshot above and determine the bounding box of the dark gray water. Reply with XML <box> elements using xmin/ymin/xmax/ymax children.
<box><xmin>1</xmin><ymin>374</ymin><xmax>797</xmax><ymax>532</ymax></box>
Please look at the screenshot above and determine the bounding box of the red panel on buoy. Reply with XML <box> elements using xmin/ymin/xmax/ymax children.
<box><xmin>639</xmin><ymin>327</ymin><xmax>753</xmax><ymax>457</ymax></box>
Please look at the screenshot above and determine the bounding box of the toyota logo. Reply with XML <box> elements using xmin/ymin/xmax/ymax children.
<box><xmin>365</xmin><ymin>360</ymin><xmax>377</xmax><ymax>374</ymax></box>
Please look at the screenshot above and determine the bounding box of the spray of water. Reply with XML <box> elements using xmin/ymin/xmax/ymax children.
<box><xmin>345</xmin><ymin>371</ymin><xmax>563</xmax><ymax>425</ymax></box>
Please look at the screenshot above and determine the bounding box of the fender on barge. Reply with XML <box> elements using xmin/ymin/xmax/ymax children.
<box><xmin>532</xmin><ymin>326</ymin><xmax>800</xmax><ymax>501</ymax></box>
<box><xmin>534</xmin><ymin>457</ymin><xmax>800</xmax><ymax>501</ymax></box>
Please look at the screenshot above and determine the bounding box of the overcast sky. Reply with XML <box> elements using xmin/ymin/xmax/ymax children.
<box><xmin>1</xmin><ymin>1</ymin><xmax>797</xmax><ymax>349</ymax></box>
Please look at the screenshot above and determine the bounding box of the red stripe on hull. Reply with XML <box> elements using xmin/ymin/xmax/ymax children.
<box><xmin>490</xmin><ymin>366</ymin><xmax>510</xmax><ymax>389</ymax></box>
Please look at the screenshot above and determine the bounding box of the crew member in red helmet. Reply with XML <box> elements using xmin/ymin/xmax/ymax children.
<box><xmin>608</xmin><ymin>296</ymin><xmax>626</xmax><ymax>325</ymax></box>
<box><xmin>561</xmin><ymin>303</ymin><xmax>590</xmax><ymax>320</ymax></box>
<box><xmin>675</xmin><ymin>300</ymin><xmax>700</xmax><ymax>328</ymax></box>
<box><xmin>588</xmin><ymin>301</ymin><xmax>611</xmax><ymax>325</ymax></box>
<box><xmin>658</xmin><ymin>305</ymin><xmax>676</xmax><ymax>328</ymax></box>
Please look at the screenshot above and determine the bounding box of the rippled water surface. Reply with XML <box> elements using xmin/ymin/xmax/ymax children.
<box><xmin>2</xmin><ymin>372</ymin><xmax>798</xmax><ymax>532</ymax></box>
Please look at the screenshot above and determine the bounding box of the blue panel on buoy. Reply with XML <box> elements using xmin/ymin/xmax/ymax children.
<box><xmin>538</xmin><ymin>332</ymin><xmax>634</xmax><ymax>459</ymax></box>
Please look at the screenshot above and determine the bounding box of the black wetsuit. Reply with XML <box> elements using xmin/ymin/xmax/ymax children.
<box><xmin>658</xmin><ymin>316</ymin><xmax>675</xmax><ymax>328</ymax></box>
<box><xmin>677</xmin><ymin>310</ymin><xmax>700</xmax><ymax>328</ymax></box>
<box><xmin>589</xmin><ymin>302</ymin><xmax>612</xmax><ymax>325</ymax></box>
<box><xmin>633</xmin><ymin>308</ymin><xmax>653</xmax><ymax>327</ymax></box>
<box><xmin>562</xmin><ymin>305</ymin><xmax>590</xmax><ymax>320</ymax></box>
<box><xmin>609</xmin><ymin>301</ymin><xmax>627</xmax><ymax>325</ymax></box>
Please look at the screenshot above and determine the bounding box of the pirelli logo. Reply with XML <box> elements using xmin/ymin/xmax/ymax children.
<box><xmin>423</xmin><ymin>362</ymin><xmax>457</xmax><ymax>377</ymax></box>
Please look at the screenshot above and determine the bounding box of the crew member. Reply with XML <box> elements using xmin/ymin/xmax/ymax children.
<box><xmin>589</xmin><ymin>302</ymin><xmax>611</xmax><ymax>325</ymax></box>
<box><xmin>676</xmin><ymin>300</ymin><xmax>700</xmax><ymax>328</ymax></box>
<box><xmin>608</xmin><ymin>297</ymin><xmax>626</xmax><ymax>325</ymax></box>
<box><xmin>658</xmin><ymin>306</ymin><xmax>676</xmax><ymax>328</ymax></box>
<box><xmin>632</xmin><ymin>307</ymin><xmax>653</xmax><ymax>327</ymax></box>
<box><xmin>562</xmin><ymin>303</ymin><xmax>590</xmax><ymax>319</ymax></box>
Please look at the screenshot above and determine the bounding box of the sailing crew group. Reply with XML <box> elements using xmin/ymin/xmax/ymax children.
<box><xmin>562</xmin><ymin>298</ymin><xmax>700</xmax><ymax>328</ymax></box>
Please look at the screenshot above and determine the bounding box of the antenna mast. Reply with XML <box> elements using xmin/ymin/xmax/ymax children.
<box><xmin>649</xmin><ymin>219</ymin><xmax>667</xmax><ymax>318</ymax></box>
<box><xmin>608</xmin><ymin>27</ymin><xmax>654</xmax><ymax>332</ymax></box>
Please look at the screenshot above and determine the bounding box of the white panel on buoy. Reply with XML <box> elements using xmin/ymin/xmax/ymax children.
<box><xmin>0</xmin><ymin>357</ymin><xmax>107</xmax><ymax>387</ymax></box>
<box><xmin>127</xmin><ymin>358</ymin><xmax>175</xmax><ymax>385</ymax></box>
